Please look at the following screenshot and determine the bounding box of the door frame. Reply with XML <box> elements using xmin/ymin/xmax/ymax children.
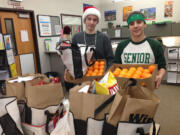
<box><xmin>0</xmin><ymin>7</ymin><xmax>41</xmax><ymax>73</ymax></box>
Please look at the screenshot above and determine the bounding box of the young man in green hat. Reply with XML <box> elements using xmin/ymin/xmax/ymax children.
<box><xmin>114</xmin><ymin>11</ymin><xmax>166</xmax><ymax>89</ymax></box>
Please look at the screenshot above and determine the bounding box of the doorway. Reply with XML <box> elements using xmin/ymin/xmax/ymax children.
<box><xmin>0</xmin><ymin>8</ymin><xmax>41</xmax><ymax>76</ymax></box>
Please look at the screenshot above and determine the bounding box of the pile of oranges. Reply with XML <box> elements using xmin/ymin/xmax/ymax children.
<box><xmin>85</xmin><ymin>60</ymin><xmax>105</xmax><ymax>76</ymax></box>
<box><xmin>112</xmin><ymin>65</ymin><xmax>156</xmax><ymax>79</ymax></box>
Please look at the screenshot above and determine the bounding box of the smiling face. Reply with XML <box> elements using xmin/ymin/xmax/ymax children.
<box><xmin>128</xmin><ymin>20</ymin><xmax>146</xmax><ymax>39</ymax></box>
<box><xmin>84</xmin><ymin>15</ymin><xmax>98</xmax><ymax>34</ymax></box>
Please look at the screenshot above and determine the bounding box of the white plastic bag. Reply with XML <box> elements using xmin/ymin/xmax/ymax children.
<box><xmin>51</xmin><ymin>99</ymin><xmax>75</xmax><ymax>135</ymax></box>
<box><xmin>57</xmin><ymin>42</ymin><xmax>95</xmax><ymax>79</ymax></box>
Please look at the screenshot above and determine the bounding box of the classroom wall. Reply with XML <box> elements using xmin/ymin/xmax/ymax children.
<box><xmin>0</xmin><ymin>0</ymin><xmax>100</xmax><ymax>74</ymax></box>
<box><xmin>99</xmin><ymin>0</ymin><xmax>180</xmax><ymax>29</ymax></box>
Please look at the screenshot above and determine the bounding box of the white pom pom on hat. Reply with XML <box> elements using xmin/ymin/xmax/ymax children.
<box><xmin>83</xmin><ymin>6</ymin><xmax>101</xmax><ymax>22</ymax></box>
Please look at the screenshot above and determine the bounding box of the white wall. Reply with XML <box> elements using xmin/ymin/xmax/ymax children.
<box><xmin>99</xmin><ymin>0</ymin><xmax>180</xmax><ymax>29</ymax></box>
<box><xmin>0</xmin><ymin>0</ymin><xmax>100</xmax><ymax>73</ymax></box>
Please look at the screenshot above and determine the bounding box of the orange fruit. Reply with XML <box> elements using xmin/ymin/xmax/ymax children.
<box><xmin>115</xmin><ymin>67</ymin><xmax>121</xmax><ymax>72</ymax></box>
<box><xmin>128</xmin><ymin>69</ymin><xmax>135</xmax><ymax>75</ymax></box>
<box><xmin>113</xmin><ymin>70</ymin><xmax>120</xmax><ymax>77</ymax></box>
<box><xmin>132</xmin><ymin>74</ymin><xmax>141</xmax><ymax>79</ymax></box>
<box><xmin>141</xmin><ymin>82</ymin><xmax>147</xmax><ymax>87</ymax></box>
<box><xmin>137</xmin><ymin>66</ymin><xmax>144</xmax><ymax>72</ymax></box>
<box><xmin>94</xmin><ymin>61</ymin><xmax>99</xmax><ymax>66</ymax></box>
<box><xmin>100</xmin><ymin>61</ymin><xmax>105</xmax><ymax>66</ymax></box>
<box><xmin>85</xmin><ymin>73</ymin><xmax>90</xmax><ymax>76</ymax></box>
<box><xmin>129</xmin><ymin>67</ymin><xmax>136</xmax><ymax>72</ymax></box>
<box><xmin>94</xmin><ymin>69</ymin><xmax>99</xmax><ymax>73</ymax></box>
<box><xmin>135</xmin><ymin>70</ymin><xmax>142</xmax><ymax>76</ymax></box>
<box><xmin>143</xmin><ymin>69</ymin><xmax>150</xmax><ymax>74</ymax></box>
<box><xmin>97</xmin><ymin>72</ymin><xmax>103</xmax><ymax>76</ymax></box>
<box><xmin>88</xmin><ymin>66</ymin><xmax>94</xmax><ymax>71</ymax></box>
<box><xmin>126</xmin><ymin>72</ymin><xmax>133</xmax><ymax>78</ymax></box>
<box><xmin>148</xmin><ymin>65</ymin><xmax>156</xmax><ymax>73</ymax></box>
<box><xmin>87</xmin><ymin>70</ymin><xmax>93</xmax><ymax>75</ymax></box>
<box><xmin>118</xmin><ymin>74</ymin><xmax>126</xmax><ymax>77</ymax></box>
<box><xmin>91</xmin><ymin>72</ymin><xmax>97</xmax><ymax>76</ymax></box>
<box><xmin>94</xmin><ymin>64</ymin><xmax>99</xmax><ymax>69</ymax></box>
<box><xmin>99</xmin><ymin>69</ymin><xmax>104</xmax><ymax>73</ymax></box>
<box><xmin>122</xmin><ymin>68</ymin><xmax>128</xmax><ymax>73</ymax></box>
<box><xmin>99</xmin><ymin>65</ymin><xmax>105</xmax><ymax>70</ymax></box>
<box><xmin>141</xmin><ymin>73</ymin><xmax>152</xmax><ymax>79</ymax></box>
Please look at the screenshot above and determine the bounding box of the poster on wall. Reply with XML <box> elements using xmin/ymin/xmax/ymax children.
<box><xmin>0</xmin><ymin>34</ymin><xmax>5</xmax><ymax>50</ymax></box>
<box><xmin>140</xmin><ymin>7</ymin><xmax>156</xmax><ymax>20</ymax></box>
<box><xmin>164</xmin><ymin>1</ymin><xmax>173</xmax><ymax>17</ymax></box>
<box><xmin>104</xmin><ymin>10</ymin><xmax>116</xmax><ymax>21</ymax></box>
<box><xmin>83</xmin><ymin>3</ymin><xmax>93</xmax><ymax>11</ymax></box>
<box><xmin>10</xmin><ymin>63</ymin><xmax>18</xmax><ymax>78</ymax></box>
<box><xmin>123</xmin><ymin>6</ymin><xmax>133</xmax><ymax>21</ymax></box>
<box><xmin>3</xmin><ymin>35</ymin><xmax>13</xmax><ymax>50</ymax></box>
<box><xmin>38</xmin><ymin>16</ymin><xmax>52</xmax><ymax>36</ymax></box>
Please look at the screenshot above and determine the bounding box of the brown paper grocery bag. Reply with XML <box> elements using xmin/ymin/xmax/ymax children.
<box><xmin>107</xmin><ymin>79</ymin><xmax>160</xmax><ymax>126</ymax></box>
<box><xmin>6</xmin><ymin>80</ymin><xmax>25</xmax><ymax>101</ymax></box>
<box><xmin>25</xmin><ymin>78</ymin><xmax>64</xmax><ymax>108</ymax></box>
<box><xmin>6</xmin><ymin>74</ymin><xmax>47</xmax><ymax>101</ymax></box>
<box><xmin>69</xmin><ymin>82</ymin><xmax>113</xmax><ymax>121</ymax></box>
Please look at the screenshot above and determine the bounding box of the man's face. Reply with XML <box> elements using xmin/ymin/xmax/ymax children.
<box><xmin>85</xmin><ymin>15</ymin><xmax>98</xmax><ymax>32</ymax></box>
<box><xmin>128</xmin><ymin>20</ymin><xmax>146</xmax><ymax>38</ymax></box>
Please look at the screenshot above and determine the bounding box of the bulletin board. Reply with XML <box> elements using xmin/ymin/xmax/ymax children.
<box><xmin>37</xmin><ymin>15</ymin><xmax>61</xmax><ymax>37</ymax></box>
<box><xmin>61</xmin><ymin>14</ymin><xmax>83</xmax><ymax>37</ymax></box>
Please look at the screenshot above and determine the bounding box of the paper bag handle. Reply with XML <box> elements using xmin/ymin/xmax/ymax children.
<box><xmin>94</xmin><ymin>95</ymin><xmax>115</xmax><ymax>117</ymax></box>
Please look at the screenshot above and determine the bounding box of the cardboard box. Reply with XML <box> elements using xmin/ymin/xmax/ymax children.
<box><xmin>109</xmin><ymin>64</ymin><xmax>157</xmax><ymax>90</ymax></box>
<box><xmin>65</xmin><ymin>59</ymin><xmax>106</xmax><ymax>84</ymax></box>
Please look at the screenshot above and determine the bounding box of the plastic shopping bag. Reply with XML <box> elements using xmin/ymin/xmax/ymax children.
<box><xmin>57</xmin><ymin>41</ymin><xmax>95</xmax><ymax>79</ymax></box>
<box><xmin>51</xmin><ymin>99</ymin><xmax>75</xmax><ymax>135</ymax></box>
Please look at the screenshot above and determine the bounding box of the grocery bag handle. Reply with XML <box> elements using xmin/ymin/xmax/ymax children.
<box><xmin>94</xmin><ymin>95</ymin><xmax>115</xmax><ymax>117</ymax></box>
<box><xmin>45</xmin><ymin>110</ymin><xmax>59</xmax><ymax>135</ymax></box>
<box><xmin>122</xmin><ymin>78</ymin><xmax>137</xmax><ymax>90</ymax></box>
<box><xmin>84</xmin><ymin>46</ymin><xmax>97</xmax><ymax>67</ymax></box>
<box><xmin>136</xmin><ymin>119</ymin><xmax>156</xmax><ymax>135</ymax></box>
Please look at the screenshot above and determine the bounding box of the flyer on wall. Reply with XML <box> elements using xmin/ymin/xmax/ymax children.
<box><xmin>39</xmin><ymin>16</ymin><xmax>52</xmax><ymax>36</ymax></box>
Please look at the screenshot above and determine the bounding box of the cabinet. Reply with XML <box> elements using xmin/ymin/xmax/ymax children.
<box><xmin>145</xmin><ymin>23</ymin><xmax>172</xmax><ymax>37</ymax></box>
<box><xmin>102</xmin><ymin>23</ymin><xmax>180</xmax><ymax>39</ymax></box>
<box><xmin>165</xmin><ymin>47</ymin><xmax>180</xmax><ymax>83</ymax></box>
<box><xmin>171</xmin><ymin>23</ymin><xmax>180</xmax><ymax>36</ymax></box>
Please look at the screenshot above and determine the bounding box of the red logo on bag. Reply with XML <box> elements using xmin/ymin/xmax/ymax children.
<box><xmin>108</xmin><ymin>83</ymin><xmax>119</xmax><ymax>95</ymax></box>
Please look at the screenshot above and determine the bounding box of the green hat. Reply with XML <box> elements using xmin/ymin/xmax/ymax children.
<box><xmin>127</xmin><ymin>14</ymin><xmax>146</xmax><ymax>25</ymax></box>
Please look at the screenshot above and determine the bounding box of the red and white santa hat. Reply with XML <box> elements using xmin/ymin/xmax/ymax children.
<box><xmin>83</xmin><ymin>6</ymin><xmax>101</xmax><ymax>22</ymax></box>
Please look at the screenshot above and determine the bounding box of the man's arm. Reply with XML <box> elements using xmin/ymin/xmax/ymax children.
<box><xmin>155</xmin><ymin>68</ymin><xmax>166</xmax><ymax>89</ymax></box>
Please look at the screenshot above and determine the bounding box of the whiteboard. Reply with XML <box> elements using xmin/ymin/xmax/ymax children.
<box><xmin>20</xmin><ymin>53</ymin><xmax>35</xmax><ymax>75</ymax></box>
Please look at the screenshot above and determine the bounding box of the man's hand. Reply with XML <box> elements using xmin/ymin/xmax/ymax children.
<box><xmin>155</xmin><ymin>68</ymin><xmax>166</xmax><ymax>89</ymax></box>
<box><xmin>64</xmin><ymin>68</ymin><xmax>68</xmax><ymax>81</ymax></box>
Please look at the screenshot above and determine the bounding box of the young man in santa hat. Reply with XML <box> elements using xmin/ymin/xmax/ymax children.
<box><xmin>72</xmin><ymin>6</ymin><xmax>114</xmax><ymax>69</ymax></box>
<box><xmin>63</xmin><ymin>6</ymin><xmax>114</xmax><ymax>91</ymax></box>
<box><xmin>114</xmin><ymin>11</ymin><xmax>166</xmax><ymax>89</ymax></box>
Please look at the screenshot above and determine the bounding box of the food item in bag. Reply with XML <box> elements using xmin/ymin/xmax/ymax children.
<box><xmin>95</xmin><ymin>71</ymin><xmax>119</xmax><ymax>95</ymax></box>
